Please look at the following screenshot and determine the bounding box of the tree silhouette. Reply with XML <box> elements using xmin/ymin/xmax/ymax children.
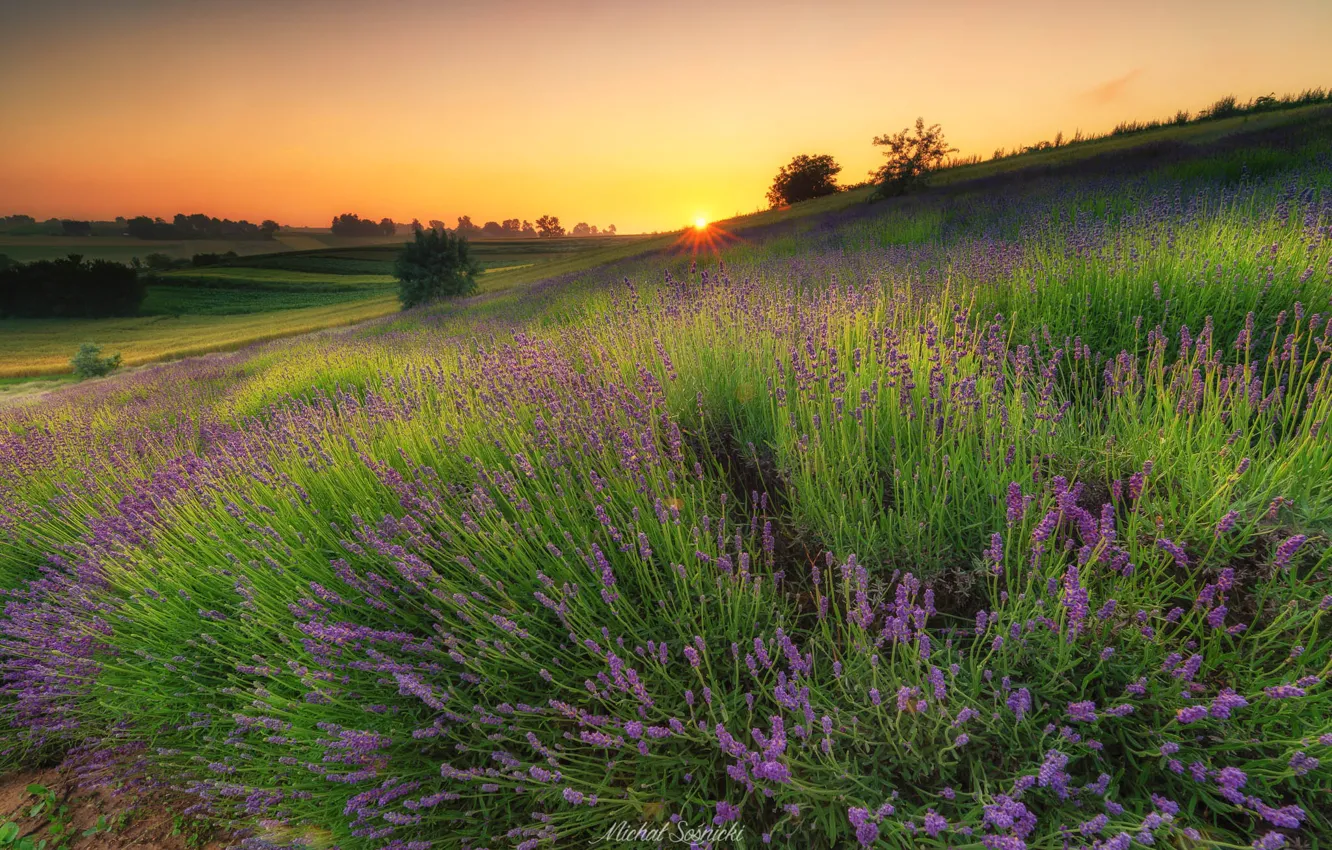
<box><xmin>535</xmin><ymin>215</ymin><xmax>565</xmax><ymax>238</ymax></box>
<box><xmin>766</xmin><ymin>154</ymin><xmax>842</xmax><ymax>208</ymax></box>
<box><xmin>870</xmin><ymin>118</ymin><xmax>956</xmax><ymax>197</ymax></box>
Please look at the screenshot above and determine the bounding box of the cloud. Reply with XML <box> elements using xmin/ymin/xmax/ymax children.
<box><xmin>1081</xmin><ymin>69</ymin><xmax>1142</xmax><ymax>106</ymax></box>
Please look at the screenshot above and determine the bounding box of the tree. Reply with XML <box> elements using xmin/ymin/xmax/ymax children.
<box><xmin>61</xmin><ymin>220</ymin><xmax>93</xmax><ymax>236</ymax></box>
<box><xmin>481</xmin><ymin>220</ymin><xmax>505</xmax><ymax>236</ymax></box>
<box><xmin>571</xmin><ymin>222</ymin><xmax>592</xmax><ymax>237</ymax></box>
<box><xmin>455</xmin><ymin>215</ymin><xmax>479</xmax><ymax>234</ymax></box>
<box><xmin>261</xmin><ymin>219</ymin><xmax>280</xmax><ymax>237</ymax></box>
<box><xmin>766</xmin><ymin>154</ymin><xmax>842</xmax><ymax>208</ymax></box>
<box><xmin>605</xmin><ymin>224</ymin><xmax>616</xmax><ymax>236</ymax></box>
<box><xmin>393</xmin><ymin>228</ymin><xmax>481</xmax><ymax>308</ymax></box>
<box><xmin>535</xmin><ymin>215</ymin><xmax>564</xmax><ymax>238</ymax></box>
<box><xmin>331</xmin><ymin>213</ymin><xmax>390</xmax><ymax>237</ymax></box>
<box><xmin>429</xmin><ymin>220</ymin><xmax>447</xmax><ymax>233</ymax></box>
<box><xmin>501</xmin><ymin>218</ymin><xmax>522</xmax><ymax>234</ymax></box>
<box><xmin>521</xmin><ymin>220</ymin><xmax>537</xmax><ymax>237</ymax></box>
<box><xmin>870</xmin><ymin>118</ymin><xmax>956</xmax><ymax>197</ymax></box>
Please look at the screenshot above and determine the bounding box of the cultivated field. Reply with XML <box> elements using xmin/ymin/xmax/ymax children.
<box><xmin>1</xmin><ymin>109</ymin><xmax>1330</xmax><ymax>849</ymax></box>
<box><xmin>0</xmin><ymin>236</ymin><xmax>659</xmax><ymax>379</ymax></box>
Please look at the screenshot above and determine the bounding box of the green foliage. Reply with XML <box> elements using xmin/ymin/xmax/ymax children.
<box><xmin>393</xmin><ymin>227</ymin><xmax>480</xmax><ymax>308</ymax></box>
<box><xmin>767</xmin><ymin>153</ymin><xmax>842</xmax><ymax>207</ymax></box>
<box><xmin>69</xmin><ymin>343</ymin><xmax>121</xmax><ymax>378</ymax></box>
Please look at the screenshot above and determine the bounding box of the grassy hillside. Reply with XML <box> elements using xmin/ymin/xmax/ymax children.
<box><xmin>1</xmin><ymin>103</ymin><xmax>1329</xmax><ymax>849</ymax></box>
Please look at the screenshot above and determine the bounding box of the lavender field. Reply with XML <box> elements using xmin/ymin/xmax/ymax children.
<box><xmin>2</xmin><ymin>125</ymin><xmax>1331</xmax><ymax>850</ymax></box>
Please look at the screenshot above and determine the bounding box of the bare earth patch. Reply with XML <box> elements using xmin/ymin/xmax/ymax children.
<box><xmin>0</xmin><ymin>768</ymin><xmax>226</xmax><ymax>850</ymax></box>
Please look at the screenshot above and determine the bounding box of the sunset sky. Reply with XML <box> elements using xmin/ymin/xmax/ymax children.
<box><xmin>2</xmin><ymin>0</ymin><xmax>1329</xmax><ymax>234</ymax></box>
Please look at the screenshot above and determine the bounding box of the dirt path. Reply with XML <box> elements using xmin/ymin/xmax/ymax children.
<box><xmin>0</xmin><ymin>767</ymin><xmax>225</xmax><ymax>850</ymax></box>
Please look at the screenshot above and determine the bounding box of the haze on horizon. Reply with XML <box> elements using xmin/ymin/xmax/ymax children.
<box><xmin>1</xmin><ymin>0</ymin><xmax>1329</xmax><ymax>234</ymax></box>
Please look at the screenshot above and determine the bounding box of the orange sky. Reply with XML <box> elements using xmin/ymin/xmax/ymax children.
<box><xmin>2</xmin><ymin>0</ymin><xmax>1329</xmax><ymax>233</ymax></box>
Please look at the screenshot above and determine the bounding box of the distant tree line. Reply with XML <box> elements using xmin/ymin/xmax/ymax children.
<box><xmin>0</xmin><ymin>255</ymin><xmax>145</xmax><ymax>318</ymax></box>
<box><xmin>126</xmin><ymin>214</ymin><xmax>280</xmax><ymax>240</ymax></box>
<box><xmin>331</xmin><ymin>213</ymin><xmax>398</xmax><ymax>236</ymax></box>
<box><xmin>2</xmin><ymin>215</ymin><xmax>123</xmax><ymax>237</ymax></box>
<box><xmin>423</xmin><ymin>215</ymin><xmax>616</xmax><ymax>239</ymax></box>
<box><xmin>2</xmin><ymin>214</ymin><xmax>283</xmax><ymax>240</ymax></box>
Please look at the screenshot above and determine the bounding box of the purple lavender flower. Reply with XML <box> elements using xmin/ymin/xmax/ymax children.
<box><xmin>984</xmin><ymin>532</ymin><xmax>1004</xmax><ymax>574</ymax></box>
<box><xmin>847</xmin><ymin>807</ymin><xmax>878</xmax><ymax>847</ymax></box>
<box><xmin>1006</xmin><ymin>687</ymin><xmax>1031</xmax><ymax>720</ymax></box>
<box><xmin>1156</xmin><ymin>538</ymin><xmax>1189</xmax><ymax>567</ymax></box>
<box><xmin>923</xmin><ymin>810</ymin><xmax>947</xmax><ymax>838</ymax></box>
<box><xmin>1289</xmin><ymin>751</ymin><xmax>1319</xmax><ymax>776</ymax></box>
<box><xmin>1273</xmin><ymin>534</ymin><xmax>1308</xmax><ymax>569</ymax></box>
<box><xmin>1176</xmin><ymin>705</ymin><xmax>1208</xmax><ymax>724</ymax></box>
<box><xmin>1067</xmin><ymin>701</ymin><xmax>1097</xmax><ymax>723</ymax></box>
<box><xmin>1006</xmin><ymin>482</ymin><xmax>1026</xmax><ymax>525</ymax></box>
<box><xmin>713</xmin><ymin>800</ymin><xmax>740</xmax><ymax>825</ymax></box>
<box><xmin>1209</xmin><ymin>689</ymin><xmax>1249</xmax><ymax>719</ymax></box>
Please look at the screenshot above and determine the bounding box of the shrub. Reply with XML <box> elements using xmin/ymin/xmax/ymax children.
<box><xmin>393</xmin><ymin>227</ymin><xmax>481</xmax><ymax>308</ymax></box>
<box><xmin>766</xmin><ymin>154</ymin><xmax>842</xmax><ymax>207</ymax></box>
<box><xmin>69</xmin><ymin>343</ymin><xmax>122</xmax><ymax>378</ymax></box>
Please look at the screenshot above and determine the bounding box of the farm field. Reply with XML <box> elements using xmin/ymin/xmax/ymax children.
<box><xmin>0</xmin><ymin>235</ymin><xmax>661</xmax><ymax>378</ymax></box>
<box><xmin>0</xmin><ymin>296</ymin><xmax>398</xmax><ymax>377</ymax></box>
<box><xmin>1</xmin><ymin>106</ymin><xmax>1330</xmax><ymax>849</ymax></box>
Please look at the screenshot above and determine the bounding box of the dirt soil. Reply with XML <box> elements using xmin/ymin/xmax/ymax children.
<box><xmin>0</xmin><ymin>767</ymin><xmax>227</xmax><ymax>850</ymax></box>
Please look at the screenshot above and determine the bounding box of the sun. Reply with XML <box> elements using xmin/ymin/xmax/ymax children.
<box><xmin>694</xmin><ymin>217</ymin><xmax>708</xmax><ymax>231</ymax></box>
